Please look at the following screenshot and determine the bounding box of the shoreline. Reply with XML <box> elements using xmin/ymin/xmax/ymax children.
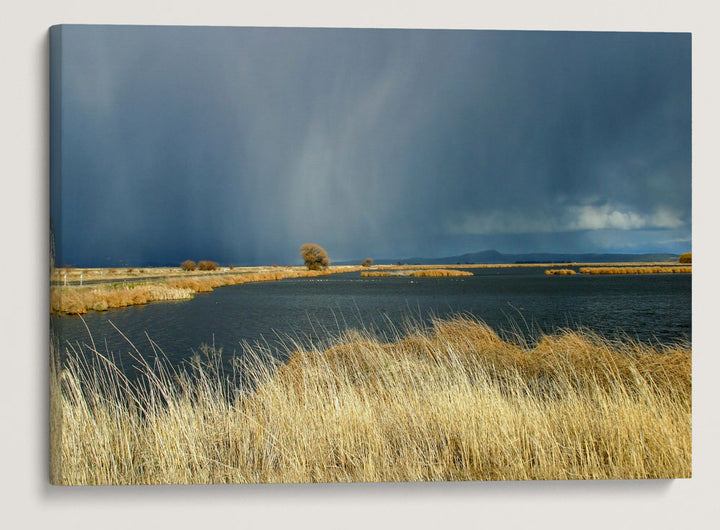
<box><xmin>50</xmin><ymin>261</ymin><xmax>691</xmax><ymax>315</ymax></box>
<box><xmin>50</xmin><ymin>265</ymin><xmax>364</xmax><ymax>315</ymax></box>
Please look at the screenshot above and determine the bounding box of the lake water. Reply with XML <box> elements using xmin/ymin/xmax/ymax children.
<box><xmin>51</xmin><ymin>268</ymin><xmax>691</xmax><ymax>371</ymax></box>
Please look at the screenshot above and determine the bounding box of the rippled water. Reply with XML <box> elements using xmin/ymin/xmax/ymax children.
<box><xmin>52</xmin><ymin>268</ymin><xmax>691</xmax><ymax>370</ymax></box>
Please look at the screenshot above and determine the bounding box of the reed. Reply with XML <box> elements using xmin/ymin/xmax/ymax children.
<box><xmin>50</xmin><ymin>283</ymin><xmax>194</xmax><ymax>314</ymax></box>
<box><xmin>51</xmin><ymin>315</ymin><xmax>691</xmax><ymax>484</ymax></box>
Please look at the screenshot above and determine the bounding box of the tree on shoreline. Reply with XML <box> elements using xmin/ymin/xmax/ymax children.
<box><xmin>181</xmin><ymin>260</ymin><xmax>197</xmax><ymax>271</ymax></box>
<box><xmin>300</xmin><ymin>244</ymin><xmax>330</xmax><ymax>270</ymax></box>
<box><xmin>198</xmin><ymin>260</ymin><xmax>219</xmax><ymax>271</ymax></box>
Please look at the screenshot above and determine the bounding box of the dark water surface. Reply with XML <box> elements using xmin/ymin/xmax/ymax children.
<box><xmin>52</xmin><ymin>268</ymin><xmax>691</xmax><ymax>369</ymax></box>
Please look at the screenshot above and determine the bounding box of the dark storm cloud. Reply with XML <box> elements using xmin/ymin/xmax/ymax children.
<box><xmin>51</xmin><ymin>26</ymin><xmax>691</xmax><ymax>266</ymax></box>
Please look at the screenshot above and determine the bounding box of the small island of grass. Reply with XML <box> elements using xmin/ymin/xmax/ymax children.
<box><xmin>361</xmin><ymin>269</ymin><xmax>473</xmax><ymax>278</ymax></box>
<box><xmin>544</xmin><ymin>269</ymin><xmax>577</xmax><ymax>275</ymax></box>
<box><xmin>578</xmin><ymin>266</ymin><xmax>691</xmax><ymax>275</ymax></box>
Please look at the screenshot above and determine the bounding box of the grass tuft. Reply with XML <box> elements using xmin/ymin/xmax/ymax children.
<box><xmin>51</xmin><ymin>315</ymin><xmax>691</xmax><ymax>484</ymax></box>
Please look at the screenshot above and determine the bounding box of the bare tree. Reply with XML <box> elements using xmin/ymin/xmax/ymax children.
<box><xmin>300</xmin><ymin>244</ymin><xmax>330</xmax><ymax>270</ymax></box>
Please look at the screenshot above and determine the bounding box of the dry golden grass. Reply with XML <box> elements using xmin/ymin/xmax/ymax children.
<box><xmin>377</xmin><ymin>263</ymin><xmax>545</xmax><ymax>271</ymax></box>
<box><xmin>51</xmin><ymin>315</ymin><xmax>691</xmax><ymax>485</ymax></box>
<box><xmin>545</xmin><ymin>269</ymin><xmax>577</xmax><ymax>275</ymax></box>
<box><xmin>410</xmin><ymin>269</ymin><xmax>473</xmax><ymax>277</ymax></box>
<box><xmin>361</xmin><ymin>269</ymin><xmax>472</xmax><ymax>278</ymax></box>
<box><xmin>50</xmin><ymin>267</ymin><xmax>364</xmax><ymax>314</ymax></box>
<box><xmin>50</xmin><ymin>283</ymin><xmax>195</xmax><ymax>314</ymax></box>
<box><xmin>51</xmin><ymin>264</ymin><xmax>348</xmax><ymax>284</ymax></box>
<box><xmin>579</xmin><ymin>266</ymin><xmax>692</xmax><ymax>275</ymax></box>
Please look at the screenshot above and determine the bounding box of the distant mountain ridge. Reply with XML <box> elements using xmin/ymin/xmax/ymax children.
<box><xmin>340</xmin><ymin>250</ymin><xmax>680</xmax><ymax>266</ymax></box>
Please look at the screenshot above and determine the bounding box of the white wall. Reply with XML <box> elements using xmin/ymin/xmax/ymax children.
<box><xmin>2</xmin><ymin>1</ymin><xmax>717</xmax><ymax>529</ymax></box>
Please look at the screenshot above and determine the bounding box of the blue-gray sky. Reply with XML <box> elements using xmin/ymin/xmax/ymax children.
<box><xmin>50</xmin><ymin>25</ymin><xmax>691</xmax><ymax>266</ymax></box>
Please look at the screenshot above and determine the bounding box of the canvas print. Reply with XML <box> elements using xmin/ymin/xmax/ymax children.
<box><xmin>49</xmin><ymin>25</ymin><xmax>691</xmax><ymax>485</ymax></box>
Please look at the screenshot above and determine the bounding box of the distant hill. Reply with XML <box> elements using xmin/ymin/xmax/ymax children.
<box><xmin>339</xmin><ymin>250</ymin><xmax>680</xmax><ymax>266</ymax></box>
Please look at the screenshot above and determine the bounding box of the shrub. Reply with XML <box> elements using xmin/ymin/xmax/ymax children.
<box><xmin>197</xmin><ymin>260</ymin><xmax>219</xmax><ymax>271</ymax></box>
<box><xmin>181</xmin><ymin>260</ymin><xmax>197</xmax><ymax>271</ymax></box>
<box><xmin>361</xmin><ymin>258</ymin><xmax>374</xmax><ymax>268</ymax></box>
<box><xmin>678</xmin><ymin>252</ymin><xmax>692</xmax><ymax>264</ymax></box>
<box><xmin>300</xmin><ymin>244</ymin><xmax>330</xmax><ymax>270</ymax></box>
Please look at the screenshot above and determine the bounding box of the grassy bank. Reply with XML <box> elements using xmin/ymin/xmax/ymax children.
<box><xmin>50</xmin><ymin>267</ymin><xmax>362</xmax><ymax>314</ymax></box>
<box><xmin>50</xmin><ymin>315</ymin><xmax>691</xmax><ymax>485</ymax></box>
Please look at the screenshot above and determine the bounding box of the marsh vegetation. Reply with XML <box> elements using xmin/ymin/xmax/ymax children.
<box><xmin>578</xmin><ymin>266</ymin><xmax>691</xmax><ymax>275</ymax></box>
<box><xmin>361</xmin><ymin>269</ymin><xmax>473</xmax><ymax>278</ymax></box>
<box><xmin>50</xmin><ymin>266</ymin><xmax>363</xmax><ymax>314</ymax></box>
<box><xmin>544</xmin><ymin>269</ymin><xmax>577</xmax><ymax>275</ymax></box>
<box><xmin>51</xmin><ymin>315</ymin><xmax>690</xmax><ymax>485</ymax></box>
